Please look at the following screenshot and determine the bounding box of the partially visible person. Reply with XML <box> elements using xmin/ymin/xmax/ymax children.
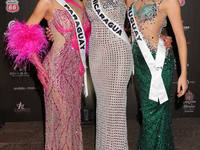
<box><xmin>4</xmin><ymin>0</ymin><xmax>91</xmax><ymax>149</ymax></box>
<box><xmin>126</xmin><ymin>0</ymin><xmax>188</xmax><ymax>149</ymax></box>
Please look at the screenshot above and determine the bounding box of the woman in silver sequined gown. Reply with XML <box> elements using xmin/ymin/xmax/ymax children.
<box><xmin>84</xmin><ymin>0</ymin><xmax>133</xmax><ymax>149</ymax></box>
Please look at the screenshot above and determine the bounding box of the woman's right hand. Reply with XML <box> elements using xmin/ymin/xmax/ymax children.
<box><xmin>36</xmin><ymin>64</ymin><xmax>50</xmax><ymax>91</ymax></box>
<box><xmin>29</xmin><ymin>52</ymin><xmax>50</xmax><ymax>91</ymax></box>
<box><xmin>177</xmin><ymin>74</ymin><xmax>188</xmax><ymax>98</ymax></box>
<box><xmin>46</xmin><ymin>27</ymin><xmax>54</xmax><ymax>42</ymax></box>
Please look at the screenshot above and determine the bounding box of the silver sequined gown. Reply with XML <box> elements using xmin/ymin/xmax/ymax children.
<box><xmin>85</xmin><ymin>0</ymin><xmax>133</xmax><ymax>149</ymax></box>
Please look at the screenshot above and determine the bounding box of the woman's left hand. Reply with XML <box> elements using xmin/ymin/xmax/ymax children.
<box><xmin>177</xmin><ymin>75</ymin><xmax>188</xmax><ymax>98</ymax></box>
<box><xmin>160</xmin><ymin>34</ymin><xmax>172</xmax><ymax>49</ymax></box>
<box><xmin>46</xmin><ymin>27</ymin><xmax>54</xmax><ymax>42</ymax></box>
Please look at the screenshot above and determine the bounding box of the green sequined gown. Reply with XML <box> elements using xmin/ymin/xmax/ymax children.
<box><xmin>131</xmin><ymin>0</ymin><xmax>175</xmax><ymax>149</ymax></box>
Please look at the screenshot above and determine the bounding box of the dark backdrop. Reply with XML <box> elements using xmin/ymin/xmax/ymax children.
<box><xmin>0</xmin><ymin>0</ymin><xmax>199</xmax><ymax>122</ymax></box>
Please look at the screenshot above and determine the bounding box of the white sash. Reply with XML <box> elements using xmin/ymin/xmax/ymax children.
<box><xmin>91</xmin><ymin>0</ymin><xmax>131</xmax><ymax>46</ymax></box>
<box><xmin>56</xmin><ymin>0</ymin><xmax>88</xmax><ymax>96</ymax></box>
<box><xmin>127</xmin><ymin>2</ymin><xmax>168</xmax><ymax>104</ymax></box>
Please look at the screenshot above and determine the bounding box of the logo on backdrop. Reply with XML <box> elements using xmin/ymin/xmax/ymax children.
<box><xmin>179</xmin><ymin>0</ymin><xmax>185</xmax><ymax>6</ymax></box>
<box><xmin>173</xmin><ymin>80</ymin><xmax>195</xmax><ymax>85</ymax></box>
<box><xmin>174</xmin><ymin>58</ymin><xmax>189</xmax><ymax>70</ymax></box>
<box><xmin>9</xmin><ymin>65</ymin><xmax>32</xmax><ymax>77</ymax></box>
<box><xmin>8</xmin><ymin>20</ymin><xmax>16</xmax><ymax>27</ymax></box>
<box><xmin>4</xmin><ymin>20</ymin><xmax>16</xmax><ymax>36</ymax></box>
<box><xmin>13</xmin><ymin>86</ymin><xmax>41</xmax><ymax>90</ymax></box>
<box><xmin>184</xmin><ymin>26</ymin><xmax>190</xmax><ymax>31</ymax></box>
<box><xmin>6</xmin><ymin>0</ymin><xmax>19</xmax><ymax>13</ymax></box>
<box><xmin>9</xmin><ymin>71</ymin><xmax>31</xmax><ymax>77</ymax></box>
<box><xmin>14</xmin><ymin>102</ymin><xmax>31</xmax><ymax>113</ymax></box>
<box><xmin>182</xmin><ymin>20</ymin><xmax>190</xmax><ymax>31</ymax></box>
<box><xmin>183</xmin><ymin>91</ymin><xmax>196</xmax><ymax>113</ymax></box>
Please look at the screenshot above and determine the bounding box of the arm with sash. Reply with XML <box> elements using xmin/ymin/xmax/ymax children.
<box><xmin>127</xmin><ymin>2</ymin><xmax>168</xmax><ymax>104</ymax></box>
<box><xmin>56</xmin><ymin>0</ymin><xmax>88</xmax><ymax>96</ymax></box>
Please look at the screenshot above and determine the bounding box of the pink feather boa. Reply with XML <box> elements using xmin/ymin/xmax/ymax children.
<box><xmin>4</xmin><ymin>20</ymin><xmax>49</xmax><ymax>67</ymax></box>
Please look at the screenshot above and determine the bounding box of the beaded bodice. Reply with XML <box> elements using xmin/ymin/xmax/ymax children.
<box><xmin>44</xmin><ymin>1</ymin><xmax>91</xmax><ymax>84</ymax></box>
<box><xmin>48</xmin><ymin>5</ymin><xmax>91</xmax><ymax>54</ymax></box>
<box><xmin>133</xmin><ymin>3</ymin><xmax>157</xmax><ymax>21</ymax></box>
<box><xmin>85</xmin><ymin>0</ymin><xmax>127</xmax><ymax>29</ymax></box>
<box><xmin>131</xmin><ymin>0</ymin><xmax>167</xmax><ymax>49</ymax></box>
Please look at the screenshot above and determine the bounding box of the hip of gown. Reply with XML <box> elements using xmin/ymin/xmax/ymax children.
<box><xmin>132</xmin><ymin>40</ymin><xmax>175</xmax><ymax>150</ymax></box>
<box><xmin>89</xmin><ymin>38</ymin><xmax>133</xmax><ymax>150</ymax></box>
<box><xmin>42</xmin><ymin>46</ymin><xmax>84</xmax><ymax>150</ymax></box>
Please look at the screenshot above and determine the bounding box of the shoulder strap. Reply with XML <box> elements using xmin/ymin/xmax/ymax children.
<box><xmin>65</xmin><ymin>0</ymin><xmax>85</xmax><ymax>12</ymax></box>
<box><xmin>157</xmin><ymin>0</ymin><xmax>164</xmax><ymax>13</ymax></box>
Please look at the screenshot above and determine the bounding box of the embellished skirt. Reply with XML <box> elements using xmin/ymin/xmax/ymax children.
<box><xmin>132</xmin><ymin>40</ymin><xmax>175</xmax><ymax>150</ymax></box>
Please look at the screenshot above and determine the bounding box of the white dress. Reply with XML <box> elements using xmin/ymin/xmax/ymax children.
<box><xmin>85</xmin><ymin>0</ymin><xmax>133</xmax><ymax>149</ymax></box>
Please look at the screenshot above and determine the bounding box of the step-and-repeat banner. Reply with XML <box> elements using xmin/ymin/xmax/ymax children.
<box><xmin>170</xmin><ymin>0</ymin><xmax>200</xmax><ymax>118</ymax></box>
<box><xmin>0</xmin><ymin>0</ymin><xmax>199</xmax><ymax>122</ymax></box>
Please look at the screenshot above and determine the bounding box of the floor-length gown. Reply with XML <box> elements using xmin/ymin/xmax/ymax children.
<box><xmin>85</xmin><ymin>0</ymin><xmax>133</xmax><ymax>149</ymax></box>
<box><xmin>42</xmin><ymin>1</ymin><xmax>91</xmax><ymax>149</ymax></box>
<box><xmin>131</xmin><ymin>0</ymin><xmax>175</xmax><ymax>149</ymax></box>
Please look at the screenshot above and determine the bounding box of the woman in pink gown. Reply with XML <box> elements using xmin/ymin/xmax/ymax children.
<box><xmin>5</xmin><ymin>0</ymin><xmax>91</xmax><ymax>149</ymax></box>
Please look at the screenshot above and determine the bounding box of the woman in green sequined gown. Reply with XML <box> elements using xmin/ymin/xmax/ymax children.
<box><xmin>126</xmin><ymin>0</ymin><xmax>188</xmax><ymax>149</ymax></box>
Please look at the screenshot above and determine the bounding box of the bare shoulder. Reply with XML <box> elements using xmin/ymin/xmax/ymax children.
<box><xmin>159</xmin><ymin>0</ymin><xmax>180</xmax><ymax>14</ymax></box>
<box><xmin>27</xmin><ymin>0</ymin><xmax>54</xmax><ymax>24</ymax></box>
<box><xmin>126</xmin><ymin>0</ymin><xmax>134</xmax><ymax>10</ymax></box>
<box><xmin>35</xmin><ymin>0</ymin><xmax>53</xmax><ymax>11</ymax></box>
<box><xmin>38</xmin><ymin>0</ymin><xmax>54</xmax><ymax>19</ymax></box>
<box><xmin>39</xmin><ymin>0</ymin><xmax>53</xmax><ymax>5</ymax></box>
<box><xmin>82</xmin><ymin>0</ymin><xmax>88</xmax><ymax>7</ymax></box>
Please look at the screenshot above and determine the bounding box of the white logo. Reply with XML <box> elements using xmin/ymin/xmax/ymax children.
<box><xmin>17</xmin><ymin>102</ymin><xmax>24</xmax><ymax>110</ymax></box>
<box><xmin>9</xmin><ymin>71</ymin><xmax>30</xmax><ymax>77</ymax></box>
<box><xmin>8</xmin><ymin>20</ymin><xmax>16</xmax><ymax>27</ymax></box>
<box><xmin>14</xmin><ymin>102</ymin><xmax>31</xmax><ymax>113</ymax></box>
<box><xmin>183</xmin><ymin>26</ymin><xmax>190</xmax><ymax>31</ymax></box>
<box><xmin>173</xmin><ymin>80</ymin><xmax>195</xmax><ymax>85</ymax></box>
<box><xmin>174</xmin><ymin>58</ymin><xmax>189</xmax><ymax>70</ymax></box>
<box><xmin>13</xmin><ymin>87</ymin><xmax>41</xmax><ymax>90</ymax></box>
<box><xmin>4</xmin><ymin>20</ymin><xmax>16</xmax><ymax>36</ymax></box>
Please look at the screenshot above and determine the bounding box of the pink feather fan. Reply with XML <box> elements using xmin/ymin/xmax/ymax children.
<box><xmin>4</xmin><ymin>20</ymin><xmax>49</xmax><ymax>67</ymax></box>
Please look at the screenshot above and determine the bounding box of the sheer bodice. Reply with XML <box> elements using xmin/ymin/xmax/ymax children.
<box><xmin>131</xmin><ymin>0</ymin><xmax>167</xmax><ymax>51</ymax></box>
<box><xmin>48</xmin><ymin>6</ymin><xmax>91</xmax><ymax>57</ymax></box>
